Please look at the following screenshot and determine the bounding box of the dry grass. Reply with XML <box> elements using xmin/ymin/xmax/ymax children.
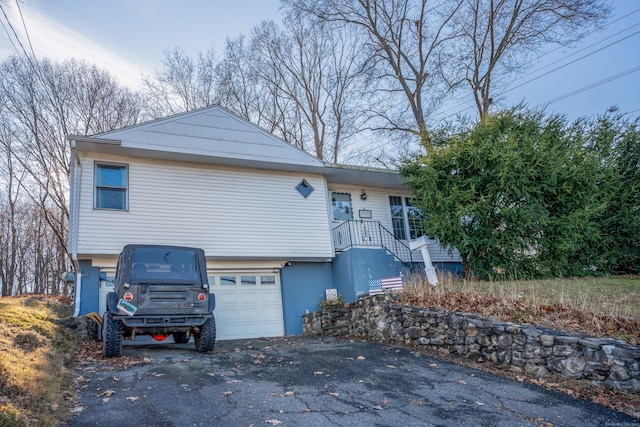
<box><xmin>0</xmin><ymin>295</ymin><xmax>78</xmax><ymax>427</ymax></box>
<box><xmin>400</xmin><ymin>274</ymin><xmax>640</xmax><ymax>346</ymax></box>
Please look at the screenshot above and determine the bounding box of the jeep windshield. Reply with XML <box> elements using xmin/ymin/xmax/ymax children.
<box><xmin>130</xmin><ymin>247</ymin><xmax>201</xmax><ymax>283</ymax></box>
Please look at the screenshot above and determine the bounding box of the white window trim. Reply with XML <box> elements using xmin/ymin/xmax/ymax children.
<box><xmin>94</xmin><ymin>161</ymin><xmax>129</xmax><ymax>211</ymax></box>
<box><xmin>389</xmin><ymin>195</ymin><xmax>426</xmax><ymax>241</ymax></box>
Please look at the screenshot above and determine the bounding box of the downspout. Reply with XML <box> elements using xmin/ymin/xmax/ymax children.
<box><xmin>72</xmin><ymin>259</ymin><xmax>82</xmax><ymax>317</ymax></box>
<box><xmin>69</xmin><ymin>139</ymin><xmax>83</xmax><ymax>316</ymax></box>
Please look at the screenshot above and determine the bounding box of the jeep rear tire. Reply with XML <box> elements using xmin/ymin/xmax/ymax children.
<box><xmin>102</xmin><ymin>312</ymin><xmax>122</xmax><ymax>358</ymax></box>
<box><xmin>173</xmin><ymin>331</ymin><xmax>190</xmax><ymax>344</ymax></box>
<box><xmin>194</xmin><ymin>316</ymin><xmax>216</xmax><ymax>352</ymax></box>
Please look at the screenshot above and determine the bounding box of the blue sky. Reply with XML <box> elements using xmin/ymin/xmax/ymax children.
<box><xmin>459</xmin><ymin>0</ymin><xmax>640</xmax><ymax>122</ymax></box>
<box><xmin>0</xmin><ymin>0</ymin><xmax>283</xmax><ymax>87</ymax></box>
<box><xmin>0</xmin><ymin>0</ymin><xmax>638</xmax><ymax>122</ymax></box>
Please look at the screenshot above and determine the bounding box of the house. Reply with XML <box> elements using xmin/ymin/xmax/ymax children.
<box><xmin>67</xmin><ymin>105</ymin><xmax>461</xmax><ymax>340</ymax></box>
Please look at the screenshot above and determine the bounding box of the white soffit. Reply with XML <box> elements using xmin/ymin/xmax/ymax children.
<box><xmin>324</xmin><ymin>164</ymin><xmax>407</xmax><ymax>190</ymax></box>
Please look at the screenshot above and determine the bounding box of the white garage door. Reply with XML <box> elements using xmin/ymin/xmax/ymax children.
<box><xmin>208</xmin><ymin>272</ymin><xmax>284</xmax><ymax>340</ymax></box>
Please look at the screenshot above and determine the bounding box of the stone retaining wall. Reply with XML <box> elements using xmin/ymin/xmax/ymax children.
<box><xmin>303</xmin><ymin>294</ymin><xmax>640</xmax><ymax>393</ymax></box>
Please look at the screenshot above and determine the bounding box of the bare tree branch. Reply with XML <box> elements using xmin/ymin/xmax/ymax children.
<box><xmin>286</xmin><ymin>0</ymin><xmax>464</xmax><ymax>153</ymax></box>
<box><xmin>456</xmin><ymin>0</ymin><xmax>611</xmax><ymax>118</ymax></box>
<box><xmin>0</xmin><ymin>56</ymin><xmax>143</xmax><ymax>295</ymax></box>
<box><xmin>142</xmin><ymin>46</ymin><xmax>219</xmax><ymax>118</ymax></box>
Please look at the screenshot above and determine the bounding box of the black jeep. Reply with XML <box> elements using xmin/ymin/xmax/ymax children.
<box><xmin>102</xmin><ymin>244</ymin><xmax>216</xmax><ymax>357</ymax></box>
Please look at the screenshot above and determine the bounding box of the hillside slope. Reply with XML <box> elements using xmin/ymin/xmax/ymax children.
<box><xmin>0</xmin><ymin>295</ymin><xmax>78</xmax><ymax>427</ymax></box>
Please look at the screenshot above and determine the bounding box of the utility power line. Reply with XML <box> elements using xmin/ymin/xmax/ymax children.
<box><xmin>435</xmin><ymin>8</ymin><xmax>640</xmax><ymax>121</ymax></box>
<box><xmin>441</xmin><ymin>66</ymin><xmax>640</xmax><ymax>118</ymax></box>
<box><xmin>0</xmin><ymin>1</ymin><xmax>29</xmax><ymax>57</ymax></box>
<box><xmin>502</xmin><ymin>29</ymin><xmax>640</xmax><ymax>95</ymax></box>
<box><xmin>512</xmin><ymin>21</ymin><xmax>640</xmax><ymax>85</ymax></box>
<box><xmin>436</xmin><ymin>25</ymin><xmax>640</xmax><ymax>120</ymax></box>
<box><xmin>539</xmin><ymin>65</ymin><xmax>640</xmax><ymax>108</ymax></box>
<box><xmin>517</xmin><ymin>7</ymin><xmax>640</xmax><ymax>69</ymax></box>
<box><xmin>15</xmin><ymin>0</ymin><xmax>36</xmax><ymax>60</ymax></box>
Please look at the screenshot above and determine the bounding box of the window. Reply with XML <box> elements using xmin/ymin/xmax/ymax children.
<box><xmin>207</xmin><ymin>274</ymin><xmax>279</xmax><ymax>287</ymax></box>
<box><xmin>406</xmin><ymin>199</ymin><xmax>426</xmax><ymax>239</ymax></box>
<box><xmin>130</xmin><ymin>247</ymin><xmax>200</xmax><ymax>282</ymax></box>
<box><xmin>389</xmin><ymin>196</ymin><xmax>427</xmax><ymax>240</ymax></box>
<box><xmin>95</xmin><ymin>163</ymin><xmax>127</xmax><ymax>210</ymax></box>
<box><xmin>389</xmin><ymin>196</ymin><xmax>406</xmax><ymax>240</ymax></box>
<box><xmin>261</xmin><ymin>275</ymin><xmax>276</xmax><ymax>285</ymax></box>
<box><xmin>220</xmin><ymin>276</ymin><xmax>236</xmax><ymax>286</ymax></box>
<box><xmin>295</xmin><ymin>179</ymin><xmax>314</xmax><ymax>198</ymax></box>
<box><xmin>241</xmin><ymin>275</ymin><xmax>256</xmax><ymax>286</ymax></box>
<box><xmin>332</xmin><ymin>192</ymin><xmax>353</xmax><ymax>221</ymax></box>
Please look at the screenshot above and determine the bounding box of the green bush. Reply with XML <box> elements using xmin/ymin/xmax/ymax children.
<box><xmin>319</xmin><ymin>294</ymin><xmax>346</xmax><ymax>310</ymax></box>
<box><xmin>401</xmin><ymin>108</ymin><xmax>639</xmax><ymax>278</ymax></box>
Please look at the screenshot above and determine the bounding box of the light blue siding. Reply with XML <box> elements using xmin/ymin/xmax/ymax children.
<box><xmin>76</xmin><ymin>260</ymin><xmax>101</xmax><ymax>315</ymax></box>
<box><xmin>280</xmin><ymin>262</ymin><xmax>333</xmax><ymax>335</ymax></box>
<box><xmin>331</xmin><ymin>248</ymin><xmax>409</xmax><ymax>302</ymax></box>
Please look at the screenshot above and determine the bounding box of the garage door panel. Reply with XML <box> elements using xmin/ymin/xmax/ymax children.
<box><xmin>215</xmin><ymin>306</ymin><xmax>244</xmax><ymax>321</ymax></box>
<box><xmin>259</xmin><ymin>290</ymin><xmax>281</xmax><ymax>301</ymax></box>
<box><xmin>217</xmin><ymin>320</ymin><xmax>282</xmax><ymax>338</ymax></box>
<box><xmin>215</xmin><ymin>304</ymin><xmax>278</xmax><ymax>321</ymax></box>
<box><xmin>238</xmin><ymin>294</ymin><xmax>261</xmax><ymax>304</ymax></box>
<box><xmin>216</xmin><ymin>293</ymin><xmax>243</xmax><ymax>306</ymax></box>
<box><xmin>229</xmin><ymin>306</ymin><xmax>263</xmax><ymax>321</ymax></box>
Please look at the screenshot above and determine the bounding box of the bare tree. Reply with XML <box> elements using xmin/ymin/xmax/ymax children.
<box><xmin>0</xmin><ymin>108</ymin><xmax>60</xmax><ymax>296</ymax></box>
<box><xmin>285</xmin><ymin>0</ymin><xmax>464</xmax><ymax>154</ymax></box>
<box><xmin>252</xmin><ymin>20</ymin><xmax>325</xmax><ymax>156</ymax></box>
<box><xmin>325</xmin><ymin>23</ymin><xmax>368</xmax><ymax>163</ymax></box>
<box><xmin>254</xmin><ymin>19</ymin><xmax>339</xmax><ymax>159</ymax></box>
<box><xmin>0</xmin><ymin>116</ymin><xmax>20</xmax><ymax>296</ymax></box>
<box><xmin>456</xmin><ymin>0</ymin><xmax>611</xmax><ymax>118</ymax></box>
<box><xmin>216</xmin><ymin>13</ymin><xmax>366</xmax><ymax>163</ymax></box>
<box><xmin>216</xmin><ymin>34</ymin><xmax>295</xmax><ymax>139</ymax></box>
<box><xmin>64</xmin><ymin>61</ymin><xmax>145</xmax><ymax>134</ymax></box>
<box><xmin>142</xmin><ymin>47</ymin><xmax>219</xmax><ymax>117</ymax></box>
<box><xmin>0</xmin><ymin>56</ymin><xmax>143</xmax><ymax>295</ymax></box>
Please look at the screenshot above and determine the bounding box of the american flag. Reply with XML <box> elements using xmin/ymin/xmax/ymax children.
<box><xmin>381</xmin><ymin>276</ymin><xmax>403</xmax><ymax>293</ymax></box>
<box><xmin>368</xmin><ymin>279</ymin><xmax>383</xmax><ymax>295</ymax></box>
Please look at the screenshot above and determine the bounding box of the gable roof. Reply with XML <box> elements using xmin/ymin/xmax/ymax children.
<box><xmin>69</xmin><ymin>105</ymin><xmax>324</xmax><ymax>173</ymax></box>
<box><xmin>68</xmin><ymin>104</ymin><xmax>407</xmax><ymax>190</ymax></box>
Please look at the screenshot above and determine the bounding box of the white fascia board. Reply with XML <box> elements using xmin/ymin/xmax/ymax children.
<box><xmin>324</xmin><ymin>164</ymin><xmax>407</xmax><ymax>191</ymax></box>
<box><xmin>67</xmin><ymin>135</ymin><xmax>121</xmax><ymax>146</ymax></box>
<box><xmin>72</xmin><ymin>141</ymin><xmax>326</xmax><ymax>174</ymax></box>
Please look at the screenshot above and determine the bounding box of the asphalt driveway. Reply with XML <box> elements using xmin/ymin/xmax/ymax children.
<box><xmin>68</xmin><ymin>336</ymin><xmax>637</xmax><ymax>427</ymax></box>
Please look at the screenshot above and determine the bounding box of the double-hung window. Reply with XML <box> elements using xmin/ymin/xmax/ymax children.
<box><xmin>95</xmin><ymin>163</ymin><xmax>128</xmax><ymax>210</ymax></box>
<box><xmin>389</xmin><ymin>196</ymin><xmax>407</xmax><ymax>240</ymax></box>
<box><xmin>388</xmin><ymin>196</ymin><xmax>426</xmax><ymax>240</ymax></box>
